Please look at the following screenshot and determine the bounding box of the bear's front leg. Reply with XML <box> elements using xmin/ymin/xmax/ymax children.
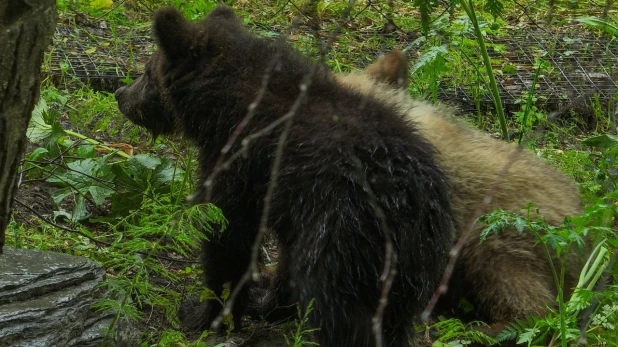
<box><xmin>180</xmin><ymin>193</ymin><xmax>260</xmax><ymax>333</ymax></box>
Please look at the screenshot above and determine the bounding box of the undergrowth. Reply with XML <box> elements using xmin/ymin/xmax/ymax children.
<box><xmin>5</xmin><ymin>0</ymin><xmax>618</xmax><ymax>346</ymax></box>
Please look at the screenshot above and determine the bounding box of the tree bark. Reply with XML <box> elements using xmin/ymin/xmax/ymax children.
<box><xmin>0</xmin><ymin>0</ymin><xmax>57</xmax><ymax>253</ymax></box>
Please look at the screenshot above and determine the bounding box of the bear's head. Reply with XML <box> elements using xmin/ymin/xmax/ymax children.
<box><xmin>364</xmin><ymin>50</ymin><xmax>409</xmax><ymax>89</ymax></box>
<box><xmin>114</xmin><ymin>5</ymin><xmax>244</xmax><ymax>137</ymax></box>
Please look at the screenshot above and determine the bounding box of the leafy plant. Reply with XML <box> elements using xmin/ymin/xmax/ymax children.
<box><xmin>479</xmin><ymin>198</ymin><xmax>616</xmax><ymax>346</ymax></box>
<box><xmin>458</xmin><ymin>0</ymin><xmax>508</xmax><ymax>141</ymax></box>
<box><xmin>97</xmin><ymin>196</ymin><xmax>227</xmax><ymax>341</ymax></box>
<box><xmin>574</xmin><ymin>17</ymin><xmax>618</xmax><ymax>37</ymax></box>
<box><xmin>284</xmin><ymin>299</ymin><xmax>319</xmax><ymax>347</ymax></box>
<box><xmin>46</xmin><ymin>155</ymin><xmax>116</xmax><ymax>221</ymax></box>
<box><xmin>171</xmin><ymin>0</ymin><xmax>218</xmax><ymax>20</ymax></box>
<box><xmin>581</xmin><ymin>134</ymin><xmax>618</xmax><ymax>198</ymax></box>
<box><xmin>108</xmin><ymin>154</ymin><xmax>183</xmax><ymax>217</ymax></box>
<box><xmin>411</xmin><ymin>44</ymin><xmax>450</xmax><ymax>101</ymax></box>
<box><xmin>431</xmin><ymin>319</ymin><xmax>495</xmax><ymax>346</ymax></box>
<box><xmin>515</xmin><ymin>57</ymin><xmax>551</xmax><ymax>142</ymax></box>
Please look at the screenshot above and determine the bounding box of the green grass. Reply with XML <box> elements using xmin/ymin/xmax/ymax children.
<box><xmin>6</xmin><ymin>0</ymin><xmax>618</xmax><ymax>345</ymax></box>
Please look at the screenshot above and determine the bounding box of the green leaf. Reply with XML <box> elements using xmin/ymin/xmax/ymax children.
<box><xmin>200</xmin><ymin>287</ymin><xmax>221</xmax><ymax>303</ymax></box>
<box><xmin>51</xmin><ymin>187</ymin><xmax>73</xmax><ymax>205</ymax></box>
<box><xmin>72</xmin><ymin>194</ymin><xmax>88</xmax><ymax>222</ymax></box>
<box><xmin>53</xmin><ymin>210</ymin><xmax>73</xmax><ymax>221</ymax></box>
<box><xmin>27</xmin><ymin>97</ymin><xmax>67</xmax><ymax>157</ymax></box>
<box><xmin>27</xmin><ymin>147</ymin><xmax>49</xmax><ymax>160</ymax></box>
<box><xmin>574</xmin><ymin>16</ymin><xmax>618</xmax><ymax>38</ymax></box>
<box><xmin>513</xmin><ymin>217</ymin><xmax>527</xmax><ymax>233</ymax></box>
<box><xmin>76</xmin><ymin>144</ymin><xmax>96</xmax><ymax>158</ymax></box>
<box><xmin>108</xmin><ymin>154</ymin><xmax>182</xmax><ymax>216</ymax></box>
<box><xmin>152</xmin><ymin>157</ymin><xmax>179</xmax><ymax>188</ymax></box>
<box><xmin>516</xmin><ymin>327</ymin><xmax>540</xmax><ymax>344</ymax></box>
<box><xmin>47</xmin><ymin>157</ymin><xmax>115</xmax><ymax>218</ymax></box>
<box><xmin>581</xmin><ymin>134</ymin><xmax>618</xmax><ymax>148</ymax></box>
<box><xmin>27</xmin><ymin>98</ymin><xmax>53</xmax><ymax>143</ymax></box>
<box><xmin>414</xmin><ymin>0</ymin><xmax>436</xmax><ymax>34</ymax></box>
<box><xmin>411</xmin><ymin>45</ymin><xmax>450</xmax><ymax>74</ymax></box>
<box><xmin>503</xmin><ymin>64</ymin><xmax>516</xmax><ymax>74</ymax></box>
<box><xmin>132</xmin><ymin>154</ymin><xmax>161</xmax><ymax>170</ymax></box>
<box><xmin>89</xmin><ymin>185</ymin><xmax>115</xmax><ymax>206</ymax></box>
<box><xmin>484</xmin><ymin>0</ymin><xmax>504</xmax><ymax>20</ymax></box>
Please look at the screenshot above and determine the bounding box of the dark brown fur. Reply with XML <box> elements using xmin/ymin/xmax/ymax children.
<box><xmin>115</xmin><ymin>7</ymin><xmax>455</xmax><ymax>347</ymax></box>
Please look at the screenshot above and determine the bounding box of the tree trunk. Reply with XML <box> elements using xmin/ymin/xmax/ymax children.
<box><xmin>0</xmin><ymin>0</ymin><xmax>57</xmax><ymax>254</ymax></box>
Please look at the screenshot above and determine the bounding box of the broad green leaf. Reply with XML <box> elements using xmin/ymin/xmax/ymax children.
<box><xmin>27</xmin><ymin>147</ymin><xmax>49</xmax><ymax>160</ymax></box>
<box><xmin>27</xmin><ymin>98</ymin><xmax>52</xmax><ymax>143</ymax></box>
<box><xmin>503</xmin><ymin>64</ymin><xmax>516</xmax><ymax>74</ymax></box>
<box><xmin>109</xmin><ymin>154</ymin><xmax>181</xmax><ymax>216</ymax></box>
<box><xmin>47</xmin><ymin>157</ymin><xmax>115</xmax><ymax>217</ymax></box>
<box><xmin>27</xmin><ymin>97</ymin><xmax>66</xmax><ymax>157</ymax></box>
<box><xmin>72</xmin><ymin>195</ymin><xmax>88</xmax><ymax>222</ymax></box>
<box><xmin>574</xmin><ymin>16</ymin><xmax>618</xmax><ymax>38</ymax></box>
<box><xmin>76</xmin><ymin>144</ymin><xmax>96</xmax><ymax>158</ymax></box>
<box><xmin>89</xmin><ymin>185</ymin><xmax>115</xmax><ymax>206</ymax></box>
<box><xmin>132</xmin><ymin>154</ymin><xmax>161</xmax><ymax>170</ymax></box>
<box><xmin>152</xmin><ymin>157</ymin><xmax>180</xmax><ymax>188</ymax></box>
<box><xmin>53</xmin><ymin>210</ymin><xmax>73</xmax><ymax>221</ymax></box>
<box><xmin>51</xmin><ymin>187</ymin><xmax>73</xmax><ymax>205</ymax></box>
<box><xmin>411</xmin><ymin>45</ymin><xmax>450</xmax><ymax>74</ymax></box>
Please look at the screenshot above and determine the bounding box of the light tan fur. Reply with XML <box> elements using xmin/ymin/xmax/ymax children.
<box><xmin>336</xmin><ymin>52</ymin><xmax>586</xmax><ymax>328</ymax></box>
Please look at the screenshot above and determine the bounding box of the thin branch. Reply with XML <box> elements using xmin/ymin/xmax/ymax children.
<box><xmin>206</xmin><ymin>0</ymin><xmax>360</xmax><ymax>336</ymax></box>
<box><xmin>349</xmin><ymin>155</ymin><xmax>397</xmax><ymax>347</ymax></box>
<box><xmin>212</xmin><ymin>67</ymin><xmax>314</xmax><ymax>330</ymax></box>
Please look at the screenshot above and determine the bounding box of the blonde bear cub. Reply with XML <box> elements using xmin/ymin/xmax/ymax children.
<box><xmin>336</xmin><ymin>51</ymin><xmax>587</xmax><ymax>335</ymax></box>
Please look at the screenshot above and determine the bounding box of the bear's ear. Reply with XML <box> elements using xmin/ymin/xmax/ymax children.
<box><xmin>206</xmin><ymin>5</ymin><xmax>240</xmax><ymax>21</ymax></box>
<box><xmin>365</xmin><ymin>50</ymin><xmax>409</xmax><ymax>89</ymax></box>
<box><xmin>153</xmin><ymin>7</ymin><xmax>195</xmax><ymax>60</ymax></box>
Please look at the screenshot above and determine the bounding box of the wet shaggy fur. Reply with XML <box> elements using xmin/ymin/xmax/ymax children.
<box><xmin>335</xmin><ymin>52</ymin><xmax>587</xmax><ymax>332</ymax></box>
<box><xmin>115</xmin><ymin>7</ymin><xmax>455</xmax><ymax>347</ymax></box>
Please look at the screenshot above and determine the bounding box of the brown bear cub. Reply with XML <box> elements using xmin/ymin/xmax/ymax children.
<box><xmin>336</xmin><ymin>51</ymin><xmax>587</xmax><ymax>335</ymax></box>
<box><xmin>115</xmin><ymin>6</ymin><xmax>455</xmax><ymax>347</ymax></box>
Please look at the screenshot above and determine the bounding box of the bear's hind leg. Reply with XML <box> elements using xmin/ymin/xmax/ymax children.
<box><xmin>462</xmin><ymin>235</ymin><xmax>555</xmax><ymax>338</ymax></box>
<box><xmin>285</xmin><ymin>249</ymin><xmax>412</xmax><ymax>347</ymax></box>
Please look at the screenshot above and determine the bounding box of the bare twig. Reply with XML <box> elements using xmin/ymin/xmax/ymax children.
<box><xmin>203</xmin><ymin>52</ymin><xmax>282</xmax><ymax>203</ymax></box>
<box><xmin>14</xmin><ymin>198</ymin><xmax>107</xmax><ymax>246</ymax></box>
<box><xmin>205</xmin><ymin>0</ymin><xmax>360</xmax><ymax>336</ymax></box>
<box><xmin>211</xmin><ymin>67</ymin><xmax>314</xmax><ymax>330</ymax></box>
<box><xmin>350</xmin><ymin>155</ymin><xmax>397</xmax><ymax>347</ymax></box>
<box><xmin>421</xmin><ymin>123</ymin><xmax>560</xmax><ymax>321</ymax></box>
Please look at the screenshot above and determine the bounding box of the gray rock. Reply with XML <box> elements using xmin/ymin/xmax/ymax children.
<box><xmin>0</xmin><ymin>247</ymin><xmax>138</xmax><ymax>346</ymax></box>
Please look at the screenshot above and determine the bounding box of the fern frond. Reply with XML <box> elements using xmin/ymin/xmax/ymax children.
<box><xmin>483</xmin><ymin>0</ymin><xmax>504</xmax><ymax>20</ymax></box>
<box><xmin>413</xmin><ymin>0</ymin><xmax>436</xmax><ymax>34</ymax></box>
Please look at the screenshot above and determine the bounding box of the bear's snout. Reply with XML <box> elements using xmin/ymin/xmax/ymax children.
<box><xmin>114</xmin><ymin>86</ymin><xmax>126</xmax><ymax>100</ymax></box>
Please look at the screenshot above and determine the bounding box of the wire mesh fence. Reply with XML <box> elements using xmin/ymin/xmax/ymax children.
<box><xmin>44</xmin><ymin>20</ymin><xmax>617</xmax><ymax>116</ymax></box>
<box><xmin>44</xmin><ymin>21</ymin><xmax>153</xmax><ymax>92</ymax></box>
